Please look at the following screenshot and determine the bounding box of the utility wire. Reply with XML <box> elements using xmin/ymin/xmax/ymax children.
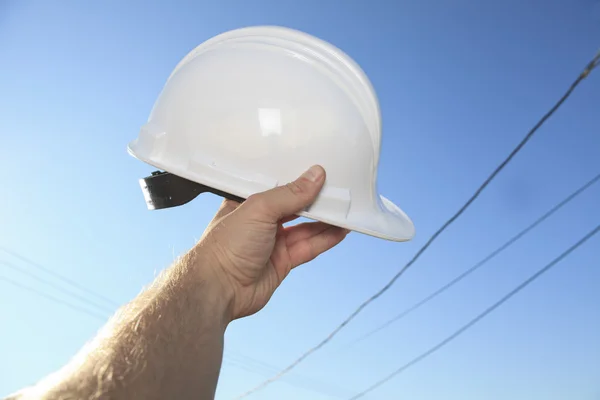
<box><xmin>349</xmin><ymin>223</ymin><xmax>600</xmax><ymax>399</ymax></box>
<box><xmin>234</xmin><ymin>49</ymin><xmax>600</xmax><ymax>400</ymax></box>
<box><xmin>348</xmin><ymin>172</ymin><xmax>600</xmax><ymax>346</ymax></box>
<box><xmin>0</xmin><ymin>276</ymin><xmax>107</xmax><ymax>321</ymax></box>
<box><xmin>223</xmin><ymin>355</ymin><xmax>348</xmax><ymax>399</ymax></box>
<box><xmin>0</xmin><ymin>246</ymin><xmax>118</xmax><ymax>308</ymax></box>
<box><xmin>0</xmin><ymin>259</ymin><xmax>114</xmax><ymax>313</ymax></box>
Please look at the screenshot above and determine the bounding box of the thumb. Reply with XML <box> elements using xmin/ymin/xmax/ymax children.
<box><xmin>247</xmin><ymin>165</ymin><xmax>326</xmax><ymax>222</ymax></box>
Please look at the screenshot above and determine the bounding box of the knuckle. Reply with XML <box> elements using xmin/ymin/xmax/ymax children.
<box><xmin>245</xmin><ymin>194</ymin><xmax>270</xmax><ymax>214</ymax></box>
<box><xmin>246</xmin><ymin>194</ymin><xmax>265</xmax><ymax>208</ymax></box>
<box><xmin>285</xmin><ymin>181</ymin><xmax>305</xmax><ymax>196</ymax></box>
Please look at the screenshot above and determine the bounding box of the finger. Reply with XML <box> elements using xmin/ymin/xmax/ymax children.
<box><xmin>284</xmin><ymin>221</ymin><xmax>332</xmax><ymax>247</ymax></box>
<box><xmin>288</xmin><ymin>226</ymin><xmax>348</xmax><ymax>268</ymax></box>
<box><xmin>245</xmin><ymin>165</ymin><xmax>325</xmax><ymax>223</ymax></box>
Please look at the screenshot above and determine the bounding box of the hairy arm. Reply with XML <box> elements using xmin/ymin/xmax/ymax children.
<box><xmin>9</xmin><ymin>166</ymin><xmax>346</xmax><ymax>400</ymax></box>
<box><xmin>15</xmin><ymin>249</ymin><xmax>233</xmax><ymax>400</ymax></box>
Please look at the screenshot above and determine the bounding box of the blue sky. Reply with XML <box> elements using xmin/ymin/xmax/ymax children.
<box><xmin>1</xmin><ymin>1</ymin><xmax>599</xmax><ymax>399</ymax></box>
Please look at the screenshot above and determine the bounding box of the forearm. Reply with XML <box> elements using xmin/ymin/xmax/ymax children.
<box><xmin>22</xmin><ymin>249</ymin><xmax>233</xmax><ymax>400</ymax></box>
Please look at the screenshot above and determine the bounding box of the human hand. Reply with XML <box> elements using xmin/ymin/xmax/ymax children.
<box><xmin>193</xmin><ymin>165</ymin><xmax>349</xmax><ymax>320</ymax></box>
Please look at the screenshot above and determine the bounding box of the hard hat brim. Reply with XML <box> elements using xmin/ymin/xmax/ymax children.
<box><xmin>128</xmin><ymin>143</ymin><xmax>415</xmax><ymax>242</ymax></box>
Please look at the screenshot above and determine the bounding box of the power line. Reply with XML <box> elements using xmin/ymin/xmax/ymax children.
<box><xmin>349</xmin><ymin>222</ymin><xmax>600</xmax><ymax>399</ymax></box>
<box><xmin>0</xmin><ymin>246</ymin><xmax>118</xmax><ymax>308</ymax></box>
<box><xmin>0</xmin><ymin>259</ymin><xmax>114</xmax><ymax>313</ymax></box>
<box><xmin>225</xmin><ymin>351</ymin><xmax>282</xmax><ymax>373</ymax></box>
<box><xmin>234</xmin><ymin>48</ymin><xmax>600</xmax><ymax>399</ymax></box>
<box><xmin>223</xmin><ymin>354</ymin><xmax>348</xmax><ymax>399</ymax></box>
<box><xmin>348</xmin><ymin>172</ymin><xmax>600</xmax><ymax>346</ymax></box>
<box><xmin>584</xmin><ymin>51</ymin><xmax>599</xmax><ymax>74</ymax></box>
<box><xmin>0</xmin><ymin>276</ymin><xmax>107</xmax><ymax>321</ymax></box>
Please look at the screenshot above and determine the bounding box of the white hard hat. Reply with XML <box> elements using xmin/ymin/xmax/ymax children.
<box><xmin>128</xmin><ymin>26</ymin><xmax>415</xmax><ymax>242</ymax></box>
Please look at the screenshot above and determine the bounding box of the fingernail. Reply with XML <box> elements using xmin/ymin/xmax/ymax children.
<box><xmin>302</xmin><ymin>165</ymin><xmax>324</xmax><ymax>183</ymax></box>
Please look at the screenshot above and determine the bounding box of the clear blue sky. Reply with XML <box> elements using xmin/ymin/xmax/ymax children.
<box><xmin>1</xmin><ymin>1</ymin><xmax>599</xmax><ymax>399</ymax></box>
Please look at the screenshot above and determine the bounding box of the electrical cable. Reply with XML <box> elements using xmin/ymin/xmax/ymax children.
<box><xmin>0</xmin><ymin>275</ymin><xmax>107</xmax><ymax>321</ymax></box>
<box><xmin>0</xmin><ymin>246</ymin><xmax>118</xmax><ymax>308</ymax></box>
<box><xmin>348</xmin><ymin>223</ymin><xmax>600</xmax><ymax>399</ymax></box>
<box><xmin>0</xmin><ymin>259</ymin><xmax>114</xmax><ymax>313</ymax></box>
<box><xmin>223</xmin><ymin>354</ymin><xmax>348</xmax><ymax>399</ymax></box>
<box><xmin>234</xmin><ymin>48</ymin><xmax>600</xmax><ymax>400</ymax></box>
<box><xmin>348</xmin><ymin>172</ymin><xmax>600</xmax><ymax>346</ymax></box>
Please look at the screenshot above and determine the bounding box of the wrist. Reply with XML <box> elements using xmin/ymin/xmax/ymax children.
<box><xmin>180</xmin><ymin>247</ymin><xmax>236</xmax><ymax>326</ymax></box>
